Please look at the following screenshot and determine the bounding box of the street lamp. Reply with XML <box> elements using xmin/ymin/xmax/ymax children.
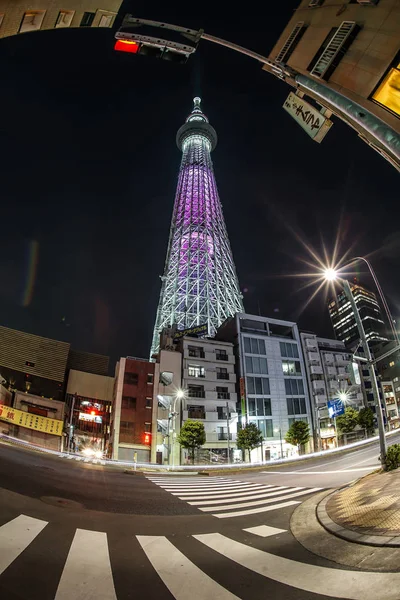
<box><xmin>274</xmin><ymin>427</ymin><xmax>284</xmax><ymax>460</ymax></box>
<box><xmin>170</xmin><ymin>389</ymin><xmax>185</xmax><ymax>468</ymax></box>
<box><xmin>323</xmin><ymin>267</ymin><xmax>387</xmax><ymax>468</ymax></box>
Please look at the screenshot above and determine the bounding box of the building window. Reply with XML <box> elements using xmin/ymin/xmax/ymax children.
<box><xmin>19</xmin><ymin>11</ymin><xmax>46</xmax><ymax>33</ymax></box>
<box><xmin>249</xmin><ymin>398</ymin><xmax>272</xmax><ymax>416</ymax></box>
<box><xmin>389</xmin><ymin>361</ymin><xmax>395</xmax><ymax>367</ymax></box>
<box><xmin>308</xmin><ymin>21</ymin><xmax>359</xmax><ymax>80</ymax></box>
<box><xmin>216</xmin><ymin>367</ymin><xmax>229</xmax><ymax>380</ymax></box>
<box><xmin>246</xmin><ymin>376</ymin><xmax>270</xmax><ymax>395</ymax></box>
<box><xmin>216</xmin><ymin>349</ymin><xmax>228</xmax><ymax>361</ymax></box>
<box><xmin>187</xmin><ymin>405</ymin><xmax>205</xmax><ymax>419</ymax></box>
<box><xmin>243</xmin><ymin>337</ymin><xmax>266</xmax><ymax>355</ymax></box>
<box><xmin>276</xmin><ymin>21</ymin><xmax>307</xmax><ymax>63</ymax></box>
<box><xmin>372</xmin><ymin>57</ymin><xmax>400</xmax><ymax>117</ymax></box>
<box><xmin>80</xmin><ymin>12</ymin><xmax>95</xmax><ymax>27</ymax></box>
<box><xmin>284</xmin><ymin>379</ymin><xmax>305</xmax><ymax>395</ymax></box>
<box><xmin>216</xmin><ymin>386</ymin><xmax>230</xmax><ymax>400</ymax></box>
<box><xmin>124</xmin><ymin>372</ymin><xmax>138</xmax><ymax>385</ymax></box>
<box><xmin>280</xmin><ymin>342</ymin><xmax>299</xmax><ymax>358</ymax></box>
<box><xmin>188</xmin><ymin>385</ymin><xmax>205</xmax><ymax>398</ymax></box>
<box><xmin>217</xmin><ymin>406</ymin><xmax>228</xmax><ymax>420</ymax></box>
<box><xmin>122</xmin><ymin>396</ymin><xmax>136</xmax><ymax>410</ymax></box>
<box><xmin>282</xmin><ymin>360</ymin><xmax>302</xmax><ymax>376</ymax></box>
<box><xmin>55</xmin><ymin>10</ymin><xmax>74</xmax><ymax>28</ymax></box>
<box><xmin>99</xmin><ymin>14</ymin><xmax>114</xmax><ymax>27</ymax></box>
<box><xmin>147</xmin><ymin>373</ymin><xmax>154</xmax><ymax>384</ymax></box>
<box><xmin>120</xmin><ymin>421</ymin><xmax>134</xmax><ymax>433</ymax></box>
<box><xmin>144</xmin><ymin>422</ymin><xmax>152</xmax><ymax>432</ymax></box>
<box><xmin>145</xmin><ymin>397</ymin><xmax>152</xmax><ymax>409</ymax></box>
<box><xmin>188</xmin><ymin>365</ymin><xmax>205</xmax><ymax>378</ymax></box>
<box><xmin>287</xmin><ymin>397</ymin><xmax>307</xmax><ymax>415</ymax></box>
<box><xmin>188</xmin><ymin>345</ymin><xmax>205</xmax><ymax>358</ymax></box>
<box><xmin>217</xmin><ymin>427</ymin><xmax>231</xmax><ymax>441</ymax></box>
<box><xmin>245</xmin><ymin>356</ymin><xmax>268</xmax><ymax>374</ymax></box>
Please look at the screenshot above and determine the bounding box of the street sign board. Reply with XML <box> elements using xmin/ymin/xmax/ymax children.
<box><xmin>173</xmin><ymin>323</ymin><xmax>208</xmax><ymax>340</ymax></box>
<box><xmin>283</xmin><ymin>92</ymin><xmax>333</xmax><ymax>143</ymax></box>
<box><xmin>327</xmin><ymin>398</ymin><xmax>345</xmax><ymax>418</ymax></box>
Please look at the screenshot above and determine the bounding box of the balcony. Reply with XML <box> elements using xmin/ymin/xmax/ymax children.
<box><xmin>188</xmin><ymin>389</ymin><xmax>205</xmax><ymax>398</ymax></box>
<box><xmin>312</xmin><ymin>379</ymin><xmax>326</xmax><ymax>391</ymax></box>
<box><xmin>216</xmin><ymin>372</ymin><xmax>229</xmax><ymax>380</ymax></box>
<box><xmin>327</xmin><ymin>367</ymin><xmax>337</xmax><ymax>376</ymax></box>
<box><xmin>188</xmin><ymin>350</ymin><xmax>205</xmax><ymax>359</ymax></box>
<box><xmin>310</xmin><ymin>365</ymin><xmax>323</xmax><ymax>375</ymax></box>
<box><xmin>216</xmin><ymin>353</ymin><xmax>229</xmax><ymax>362</ymax></box>
<box><xmin>315</xmin><ymin>394</ymin><xmax>327</xmax><ymax>406</ymax></box>
<box><xmin>308</xmin><ymin>351</ymin><xmax>320</xmax><ymax>363</ymax></box>
<box><xmin>218</xmin><ymin>432</ymin><xmax>233</xmax><ymax>441</ymax></box>
<box><xmin>305</xmin><ymin>338</ymin><xmax>318</xmax><ymax>350</ymax></box>
<box><xmin>187</xmin><ymin>409</ymin><xmax>206</xmax><ymax>419</ymax></box>
<box><xmin>217</xmin><ymin>392</ymin><xmax>230</xmax><ymax>400</ymax></box>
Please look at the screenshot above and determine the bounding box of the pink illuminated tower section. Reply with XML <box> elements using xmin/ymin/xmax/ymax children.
<box><xmin>150</xmin><ymin>98</ymin><xmax>243</xmax><ymax>356</ymax></box>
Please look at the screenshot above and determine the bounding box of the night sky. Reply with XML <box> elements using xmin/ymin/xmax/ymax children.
<box><xmin>0</xmin><ymin>0</ymin><xmax>398</xmax><ymax>370</ymax></box>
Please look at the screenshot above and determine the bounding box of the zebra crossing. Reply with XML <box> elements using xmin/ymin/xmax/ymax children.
<box><xmin>58</xmin><ymin>453</ymin><xmax>106</xmax><ymax>465</ymax></box>
<box><xmin>146</xmin><ymin>475</ymin><xmax>322</xmax><ymax>518</ymax></box>
<box><xmin>1</xmin><ymin>512</ymin><xmax>399</xmax><ymax>600</ymax></box>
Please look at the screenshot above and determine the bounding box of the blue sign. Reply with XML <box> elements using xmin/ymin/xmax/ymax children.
<box><xmin>327</xmin><ymin>398</ymin><xmax>345</xmax><ymax>418</ymax></box>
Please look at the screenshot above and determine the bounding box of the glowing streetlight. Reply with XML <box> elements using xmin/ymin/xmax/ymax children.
<box><xmin>324</xmin><ymin>268</ymin><xmax>338</xmax><ymax>281</ymax></box>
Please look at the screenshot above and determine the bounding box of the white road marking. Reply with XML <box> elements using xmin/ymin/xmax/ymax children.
<box><xmin>161</xmin><ymin>483</ymin><xmax>264</xmax><ymax>491</ymax></box>
<box><xmin>137</xmin><ymin>535</ymin><xmax>240</xmax><ymax>600</ymax></box>
<box><xmin>214</xmin><ymin>500</ymin><xmax>300</xmax><ymax>518</ymax></box>
<box><xmin>188</xmin><ymin>487</ymin><xmax>304</xmax><ymax>506</ymax></box>
<box><xmin>176</xmin><ymin>486</ymin><xmax>282</xmax><ymax>499</ymax></box>
<box><xmin>0</xmin><ymin>515</ymin><xmax>48</xmax><ymax>575</ymax></box>
<box><xmin>261</xmin><ymin>467</ymin><xmax>375</xmax><ymax>474</ymax></box>
<box><xmin>55</xmin><ymin>529</ymin><xmax>117</xmax><ymax>600</ymax></box>
<box><xmin>199</xmin><ymin>488</ymin><xmax>321</xmax><ymax>512</ymax></box>
<box><xmin>194</xmin><ymin>533</ymin><xmax>400</xmax><ymax>600</ymax></box>
<box><xmin>243</xmin><ymin>525</ymin><xmax>287</xmax><ymax>538</ymax></box>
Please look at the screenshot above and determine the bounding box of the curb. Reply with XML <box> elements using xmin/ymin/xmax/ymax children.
<box><xmin>316</xmin><ymin>491</ymin><xmax>400</xmax><ymax>547</ymax></box>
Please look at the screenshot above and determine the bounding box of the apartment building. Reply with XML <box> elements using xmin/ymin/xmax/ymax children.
<box><xmin>217</xmin><ymin>314</ymin><xmax>313</xmax><ymax>461</ymax></box>
<box><xmin>180</xmin><ymin>337</ymin><xmax>238</xmax><ymax>464</ymax></box>
<box><xmin>382</xmin><ymin>380</ymin><xmax>399</xmax><ymax>426</ymax></box>
<box><xmin>0</xmin><ymin>1</ymin><xmax>121</xmax><ymax>38</ymax></box>
<box><xmin>300</xmin><ymin>332</ymin><xmax>364</xmax><ymax>449</ymax></box>
<box><xmin>109</xmin><ymin>357</ymin><xmax>155</xmax><ymax>462</ymax></box>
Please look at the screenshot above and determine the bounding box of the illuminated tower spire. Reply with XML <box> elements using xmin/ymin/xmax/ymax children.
<box><xmin>150</xmin><ymin>98</ymin><xmax>243</xmax><ymax>356</ymax></box>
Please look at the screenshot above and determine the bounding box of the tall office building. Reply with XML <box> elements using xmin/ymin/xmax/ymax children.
<box><xmin>328</xmin><ymin>283</ymin><xmax>388</xmax><ymax>348</ymax></box>
<box><xmin>150</xmin><ymin>98</ymin><xmax>243</xmax><ymax>356</ymax></box>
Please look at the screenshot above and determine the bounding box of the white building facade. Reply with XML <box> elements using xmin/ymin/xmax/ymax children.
<box><xmin>300</xmin><ymin>333</ymin><xmax>364</xmax><ymax>450</ymax></box>
<box><xmin>180</xmin><ymin>337</ymin><xmax>238</xmax><ymax>463</ymax></box>
<box><xmin>217</xmin><ymin>314</ymin><xmax>313</xmax><ymax>461</ymax></box>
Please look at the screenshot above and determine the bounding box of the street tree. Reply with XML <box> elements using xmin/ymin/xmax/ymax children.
<box><xmin>177</xmin><ymin>420</ymin><xmax>206</xmax><ymax>464</ymax></box>
<box><xmin>236</xmin><ymin>422</ymin><xmax>263</xmax><ymax>462</ymax></box>
<box><xmin>357</xmin><ymin>407</ymin><xmax>374</xmax><ymax>435</ymax></box>
<box><xmin>285</xmin><ymin>421</ymin><xmax>310</xmax><ymax>455</ymax></box>
<box><xmin>336</xmin><ymin>407</ymin><xmax>359</xmax><ymax>434</ymax></box>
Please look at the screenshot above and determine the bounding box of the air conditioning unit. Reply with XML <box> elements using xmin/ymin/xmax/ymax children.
<box><xmin>309</xmin><ymin>0</ymin><xmax>322</xmax><ymax>6</ymax></box>
<box><xmin>357</xmin><ymin>0</ymin><xmax>378</xmax><ymax>4</ymax></box>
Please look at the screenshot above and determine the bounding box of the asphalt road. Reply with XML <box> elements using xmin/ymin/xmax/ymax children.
<box><xmin>1</xmin><ymin>434</ymin><xmax>400</xmax><ymax>600</ymax></box>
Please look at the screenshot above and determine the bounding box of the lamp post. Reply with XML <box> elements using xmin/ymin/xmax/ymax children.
<box><xmin>274</xmin><ymin>427</ymin><xmax>284</xmax><ymax>459</ymax></box>
<box><xmin>324</xmin><ymin>269</ymin><xmax>387</xmax><ymax>468</ymax></box>
<box><xmin>170</xmin><ymin>389</ymin><xmax>185</xmax><ymax>468</ymax></box>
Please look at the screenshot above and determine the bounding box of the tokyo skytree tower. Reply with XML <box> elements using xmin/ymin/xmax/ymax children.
<box><xmin>150</xmin><ymin>98</ymin><xmax>243</xmax><ymax>356</ymax></box>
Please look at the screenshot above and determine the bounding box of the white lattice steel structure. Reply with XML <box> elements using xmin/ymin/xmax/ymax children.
<box><xmin>150</xmin><ymin>98</ymin><xmax>243</xmax><ymax>356</ymax></box>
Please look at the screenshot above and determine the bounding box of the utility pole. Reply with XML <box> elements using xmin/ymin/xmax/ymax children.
<box><xmin>342</xmin><ymin>280</ymin><xmax>387</xmax><ymax>468</ymax></box>
<box><xmin>226</xmin><ymin>401</ymin><xmax>230</xmax><ymax>464</ymax></box>
<box><xmin>67</xmin><ymin>393</ymin><xmax>76</xmax><ymax>453</ymax></box>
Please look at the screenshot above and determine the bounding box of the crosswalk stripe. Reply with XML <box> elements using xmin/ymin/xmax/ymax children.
<box><xmin>199</xmin><ymin>488</ymin><xmax>321</xmax><ymax>513</ymax></box>
<box><xmin>173</xmin><ymin>485</ymin><xmax>276</xmax><ymax>497</ymax></box>
<box><xmin>137</xmin><ymin>535</ymin><xmax>240</xmax><ymax>600</ymax></box>
<box><xmin>161</xmin><ymin>483</ymin><xmax>265</xmax><ymax>491</ymax></box>
<box><xmin>54</xmin><ymin>529</ymin><xmax>117</xmax><ymax>600</ymax></box>
<box><xmin>155</xmin><ymin>480</ymin><xmax>247</xmax><ymax>486</ymax></box>
<box><xmin>213</xmin><ymin>500</ymin><xmax>301</xmax><ymax>518</ymax></box>
<box><xmin>0</xmin><ymin>515</ymin><xmax>48</xmax><ymax>575</ymax></box>
<box><xmin>188</xmin><ymin>487</ymin><xmax>304</xmax><ymax>506</ymax></box>
<box><xmin>194</xmin><ymin>532</ymin><xmax>400</xmax><ymax>600</ymax></box>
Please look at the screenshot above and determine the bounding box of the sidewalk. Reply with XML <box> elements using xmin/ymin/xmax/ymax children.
<box><xmin>317</xmin><ymin>469</ymin><xmax>400</xmax><ymax>547</ymax></box>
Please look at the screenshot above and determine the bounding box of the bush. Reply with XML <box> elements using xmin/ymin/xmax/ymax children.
<box><xmin>386</xmin><ymin>444</ymin><xmax>400</xmax><ymax>471</ymax></box>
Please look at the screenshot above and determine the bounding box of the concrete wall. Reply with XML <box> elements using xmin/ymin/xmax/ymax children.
<box><xmin>66</xmin><ymin>369</ymin><xmax>114</xmax><ymax>401</ymax></box>
<box><xmin>0</xmin><ymin>0</ymin><xmax>122</xmax><ymax>38</ymax></box>
<box><xmin>13</xmin><ymin>392</ymin><xmax>65</xmax><ymax>450</ymax></box>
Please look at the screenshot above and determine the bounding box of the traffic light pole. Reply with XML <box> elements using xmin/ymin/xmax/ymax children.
<box><xmin>121</xmin><ymin>18</ymin><xmax>400</xmax><ymax>170</ymax></box>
